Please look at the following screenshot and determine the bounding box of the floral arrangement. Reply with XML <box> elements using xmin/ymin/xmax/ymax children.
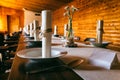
<box><xmin>63</xmin><ymin>5</ymin><xmax>78</xmax><ymax>38</ymax></box>
<box><xmin>63</xmin><ymin>5</ymin><xmax>78</xmax><ymax>47</ymax></box>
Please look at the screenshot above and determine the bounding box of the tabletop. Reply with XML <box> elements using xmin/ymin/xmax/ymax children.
<box><xmin>8</xmin><ymin>35</ymin><xmax>84</xmax><ymax>80</ymax></box>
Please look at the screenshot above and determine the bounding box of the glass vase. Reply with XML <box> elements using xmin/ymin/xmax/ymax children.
<box><xmin>65</xmin><ymin>18</ymin><xmax>77</xmax><ymax>47</ymax></box>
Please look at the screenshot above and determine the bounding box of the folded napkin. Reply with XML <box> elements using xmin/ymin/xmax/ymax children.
<box><xmin>60</xmin><ymin>55</ymin><xmax>88</xmax><ymax>68</ymax></box>
<box><xmin>89</xmin><ymin>49</ymin><xmax>119</xmax><ymax>69</ymax></box>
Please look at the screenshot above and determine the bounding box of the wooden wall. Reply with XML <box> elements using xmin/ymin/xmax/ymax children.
<box><xmin>0</xmin><ymin>6</ymin><xmax>24</xmax><ymax>33</ymax></box>
<box><xmin>52</xmin><ymin>0</ymin><xmax>120</xmax><ymax>51</ymax></box>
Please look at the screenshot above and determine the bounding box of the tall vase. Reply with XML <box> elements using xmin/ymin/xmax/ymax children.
<box><xmin>65</xmin><ymin>18</ymin><xmax>77</xmax><ymax>47</ymax></box>
<box><xmin>67</xmin><ymin>18</ymin><xmax>74</xmax><ymax>43</ymax></box>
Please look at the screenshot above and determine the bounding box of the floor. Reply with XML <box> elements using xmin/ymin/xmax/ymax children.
<box><xmin>0</xmin><ymin>72</ymin><xmax>9</xmax><ymax>80</ymax></box>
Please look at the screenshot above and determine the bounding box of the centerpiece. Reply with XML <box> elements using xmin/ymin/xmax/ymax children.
<box><xmin>63</xmin><ymin>5</ymin><xmax>78</xmax><ymax>47</ymax></box>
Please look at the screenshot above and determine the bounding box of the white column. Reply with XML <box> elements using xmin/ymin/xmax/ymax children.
<box><xmin>19</xmin><ymin>27</ymin><xmax>22</xmax><ymax>32</ymax></box>
<box><xmin>41</xmin><ymin>10</ymin><xmax>52</xmax><ymax>58</ymax></box>
<box><xmin>64</xmin><ymin>24</ymin><xmax>68</xmax><ymax>37</ymax></box>
<box><xmin>54</xmin><ymin>25</ymin><xmax>57</xmax><ymax>35</ymax></box>
<box><xmin>97</xmin><ymin>20</ymin><xmax>104</xmax><ymax>44</ymax></box>
<box><xmin>30</xmin><ymin>23</ymin><xmax>33</xmax><ymax>37</ymax></box>
<box><xmin>0</xmin><ymin>53</ymin><xmax>2</xmax><ymax>62</ymax></box>
<box><xmin>33</xmin><ymin>20</ymin><xmax>39</xmax><ymax>41</ymax></box>
<box><xmin>23</xmin><ymin>25</ymin><xmax>29</xmax><ymax>35</ymax></box>
<box><xmin>26</xmin><ymin>25</ymin><xmax>29</xmax><ymax>31</ymax></box>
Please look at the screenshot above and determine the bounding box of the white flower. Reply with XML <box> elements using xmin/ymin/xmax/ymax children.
<box><xmin>63</xmin><ymin>5</ymin><xmax>78</xmax><ymax>19</ymax></box>
<box><xmin>63</xmin><ymin>5</ymin><xmax>78</xmax><ymax>38</ymax></box>
<box><xmin>71</xmin><ymin>5</ymin><xmax>78</xmax><ymax>13</ymax></box>
<box><xmin>63</xmin><ymin>12</ymin><xmax>67</xmax><ymax>16</ymax></box>
<box><xmin>64</xmin><ymin>6</ymin><xmax>70</xmax><ymax>10</ymax></box>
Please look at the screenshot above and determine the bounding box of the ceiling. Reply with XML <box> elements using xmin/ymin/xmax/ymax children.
<box><xmin>0</xmin><ymin>0</ymin><xmax>73</xmax><ymax>12</ymax></box>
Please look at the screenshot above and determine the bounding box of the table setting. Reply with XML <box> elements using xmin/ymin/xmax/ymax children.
<box><xmin>8</xmin><ymin>4</ymin><xmax>120</xmax><ymax>80</ymax></box>
<box><xmin>13</xmin><ymin>9</ymin><xmax>85</xmax><ymax>80</ymax></box>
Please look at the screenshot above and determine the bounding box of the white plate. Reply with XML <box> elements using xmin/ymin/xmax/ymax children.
<box><xmin>17</xmin><ymin>48</ymin><xmax>67</xmax><ymax>59</ymax></box>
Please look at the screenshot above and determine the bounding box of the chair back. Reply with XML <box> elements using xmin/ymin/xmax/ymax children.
<box><xmin>0</xmin><ymin>33</ymin><xmax>4</xmax><ymax>46</ymax></box>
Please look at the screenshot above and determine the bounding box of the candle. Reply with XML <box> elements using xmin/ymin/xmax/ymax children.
<box><xmin>27</xmin><ymin>25</ymin><xmax>30</xmax><ymax>35</ymax></box>
<box><xmin>97</xmin><ymin>20</ymin><xmax>104</xmax><ymax>44</ymax></box>
<box><xmin>33</xmin><ymin>20</ymin><xmax>39</xmax><ymax>41</ymax></box>
<box><xmin>41</xmin><ymin>10</ymin><xmax>52</xmax><ymax>58</ymax></box>
<box><xmin>26</xmin><ymin>25</ymin><xmax>29</xmax><ymax>32</ymax></box>
<box><xmin>54</xmin><ymin>25</ymin><xmax>57</xmax><ymax>35</ymax></box>
<box><xmin>23</xmin><ymin>25</ymin><xmax>29</xmax><ymax>35</ymax></box>
<box><xmin>0</xmin><ymin>53</ymin><xmax>2</xmax><ymax>62</ymax></box>
<box><xmin>30</xmin><ymin>23</ymin><xmax>33</xmax><ymax>37</ymax></box>
<box><xmin>19</xmin><ymin>27</ymin><xmax>22</xmax><ymax>31</ymax></box>
<box><xmin>64</xmin><ymin>24</ymin><xmax>68</xmax><ymax>37</ymax></box>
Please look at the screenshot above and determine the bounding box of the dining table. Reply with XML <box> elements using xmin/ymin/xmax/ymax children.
<box><xmin>8</xmin><ymin>35</ymin><xmax>85</xmax><ymax>80</ymax></box>
<box><xmin>8</xmin><ymin>35</ymin><xmax>120</xmax><ymax>80</ymax></box>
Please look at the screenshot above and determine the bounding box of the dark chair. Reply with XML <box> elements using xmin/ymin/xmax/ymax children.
<box><xmin>0</xmin><ymin>31</ymin><xmax>21</xmax><ymax>73</ymax></box>
<box><xmin>84</xmin><ymin>38</ymin><xmax>96</xmax><ymax>42</ymax></box>
<box><xmin>4</xmin><ymin>31</ymin><xmax>21</xmax><ymax>52</ymax></box>
<box><xmin>0</xmin><ymin>32</ymin><xmax>5</xmax><ymax>46</ymax></box>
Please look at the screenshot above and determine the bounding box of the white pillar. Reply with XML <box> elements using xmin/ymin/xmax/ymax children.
<box><xmin>64</xmin><ymin>24</ymin><xmax>68</xmax><ymax>37</ymax></box>
<box><xmin>33</xmin><ymin>20</ymin><xmax>39</xmax><ymax>41</ymax></box>
<box><xmin>97</xmin><ymin>20</ymin><xmax>104</xmax><ymax>44</ymax></box>
<box><xmin>54</xmin><ymin>25</ymin><xmax>57</xmax><ymax>35</ymax></box>
<box><xmin>41</xmin><ymin>10</ymin><xmax>52</xmax><ymax>58</ymax></box>
<box><xmin>30</xmin><ymin>23</ymin><xmax>33</xmax><ymax>37</ymax></box>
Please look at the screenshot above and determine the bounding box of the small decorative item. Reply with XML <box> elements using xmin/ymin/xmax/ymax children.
<box><xmin>96</xmin><ymin>20</ymin><xmax>104</xmax><ymax>44</ymax></box>
<box><xmin>63</xmin><ymin>5</ymin><xmax>78</xmax><ymax>47</ymax></box>
<box><xmin>91</xmin><ymin>20</ymin><xmax>110</xmax><ymax>48</ymax></box>
<box><xmin>33</xmin><ymin>20</ymin><xmax>40</xmax><ymax>41</ymax></box>
<box><xmin>64</xmin><ymin>24</ymin><xmax>68</xmax><ymax>37</ymax></box>
<box><xmin>53</xmin><ymin>25</ymin><xmax>59</xmax><ymax>37</ymax></box>
<box><xmin>29</xmin><ymin>23</ymin><xmax>34</xmax><ymax>39</ymax></box>
<box><xmin>41</xmin><ymin>10</ymin><xmax>52</xmax><ymax>58</ymax></box>
<box><xmin>23</xmin><ymin>25</ymin><xmax>30</xmax><ymax>36</ymax></box>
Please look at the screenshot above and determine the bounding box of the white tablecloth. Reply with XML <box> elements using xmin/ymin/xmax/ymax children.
<box><xmin>52</xmin><ymin>37</ymin><xmax>120</xmax><ymax>80</ymax></box>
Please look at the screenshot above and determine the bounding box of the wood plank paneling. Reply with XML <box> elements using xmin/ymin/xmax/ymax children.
<box><xmin>0</xmin><ymin>6</ymin><xmax>24</xmax><ymax>33</ymax></box>
<box><xmin>0</xmin><ymin>0</ymin><xmax>73</xmax><ymax>12</ymax></box>
<box><xmin>52</xmin><ymin>0</ymin><xmax>120</xmax><ymax>51</ymax></box>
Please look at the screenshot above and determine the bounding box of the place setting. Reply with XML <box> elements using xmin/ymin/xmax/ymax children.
<box><xmin>17</xmin><ymin>10</ymin><xmax>69</xmax><ymax>75</ymax></box>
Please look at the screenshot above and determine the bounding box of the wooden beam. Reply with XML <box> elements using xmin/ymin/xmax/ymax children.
<box><xmin>0</xmin><ymin>0</ymin><xmax>72</xmax><ymax>12</ymax></box>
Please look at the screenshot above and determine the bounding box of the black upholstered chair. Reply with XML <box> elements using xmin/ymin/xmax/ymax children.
<box><xmin>0</xmin><ymin>32</ymin><xmax>4</xmax><ymax>46</ymax></box>
<box><xmin>84</xmin><ymin>38</ymin><xmax>96</xmax><ymax>42</ymax></box>
<box><xmin>0</xmin><ymin>31</ymin><xmax>21</xmax><ymax>73</ymax></box>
